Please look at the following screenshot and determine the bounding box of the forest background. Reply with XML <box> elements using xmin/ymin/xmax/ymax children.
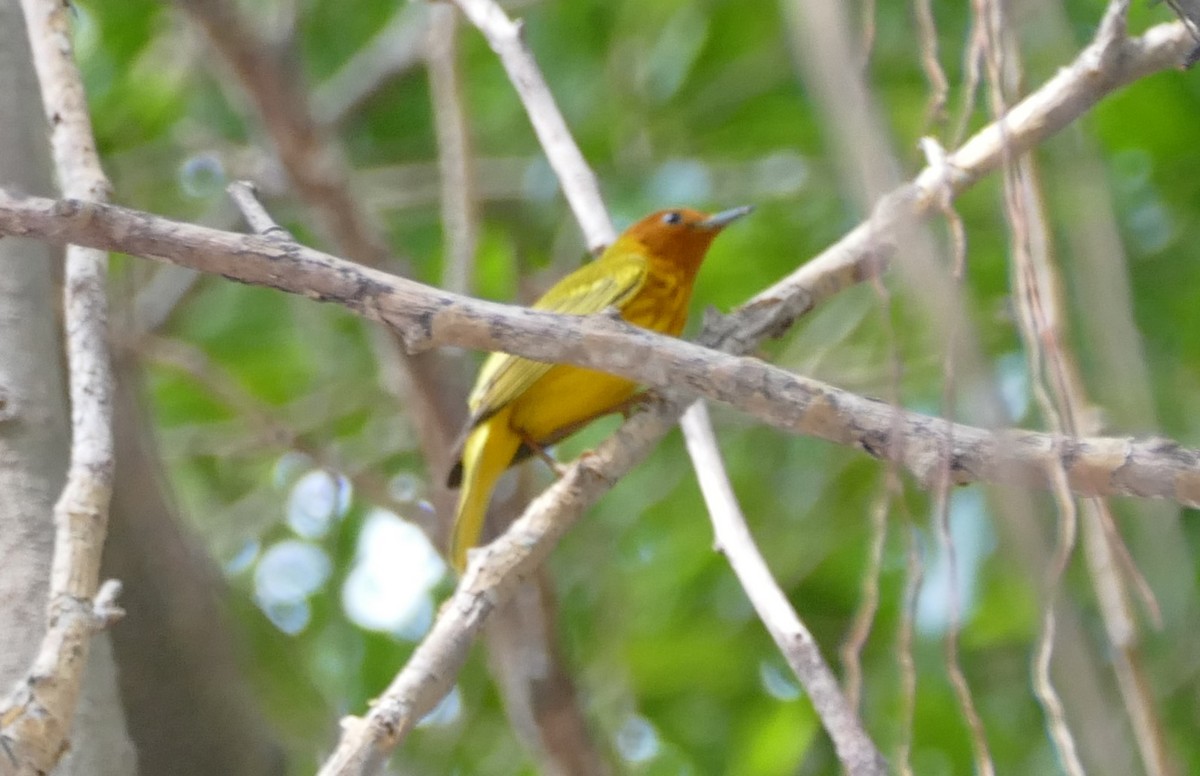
<box><xmin>2</xmin><ymin>0</ymin><xmax>1200</xmax><ymax>774</ymax></box>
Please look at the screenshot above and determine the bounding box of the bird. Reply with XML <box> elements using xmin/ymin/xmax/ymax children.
<box><xmin>445</xmin><ymin>205</ymin><xmax>752</xmax><ymax>570</ymax></box>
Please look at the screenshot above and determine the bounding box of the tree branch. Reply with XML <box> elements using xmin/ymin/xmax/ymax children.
<box><xmin>0</xmin><ymin>182</ymin><xmax>1180</xmax><ymax>491</ymax></box>
<box><xmin>0</xmin><ymin>0</ymin><xmax>121</xmax><ymax>772</ymax></box>
<box><xmin>3</xmin><ymin>187</ymin><xmax>1199</xmax><ymax>507</ymax></box>
<box><xmin>680</xmin><ymin>401</ymin><xmax>887</xmax><ymax>776</ymax></box>
<box><xmin>449</xmin><ymin>0</ymin><xmax>615</xmax><ymax>250</ymax></box>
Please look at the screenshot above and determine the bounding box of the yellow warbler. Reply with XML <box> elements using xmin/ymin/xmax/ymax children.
<box><xmin>446</xmin><ymin>205</ymin><xmax>752</xmax><ymax>569</ymax></box>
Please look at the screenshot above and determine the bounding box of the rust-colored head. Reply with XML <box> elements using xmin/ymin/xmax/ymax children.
<box><xmin>618</xmin><ymin>205</ymin><xmax>752</xmax><ymax>273</ymax></box>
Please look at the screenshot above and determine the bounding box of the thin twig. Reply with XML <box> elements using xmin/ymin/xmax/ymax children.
<box><xmin>1033</xmin><ymin>460</ymin><xmax>1087</xmax><ymax>776</ymax></box>
<box><xmin>680</xmin><ymin>401</ymin><xmax>887</xmax><ymax>776</ymax></box>
<box><xmin>929</xmin><ymin>299</ymin><xmax>997</xmax><ymax>774</ymax></box>
<box><xmin>1007</xmin><ymin>155</ymin><xmax>1088</xmax><ymax>776</ymax></box>
<box><xmin>913</xmin><ymin>0</ymin><xmax>949</xmax><ymax>127</ymax></box>
<box><xmin>895</xmin><ymin>522</ymin><xmax>924</xmax><ymax>776</ymax></box>
<box><xmin>933</xmin><ymin>7</ymin><xmax>995</xmax><ymax>770</ymax></box>
<box><xmin>0</xmin><ymin>0</ymin><xmax>121</xmax><ymax>772</ymax></box>
<box><xmin>953</xmin><ymin>7</ymin><xmax>986</xmax><ymax>147</ymax></box>
<box><xmin>1000</xmin><ymin>7</ymin><xmax>1172</xmax><ymax>764</ymax></box>
<box><xmin>839</xmin><ymin>453</ymin><xmax>890</xmax><ymax>713</ymax></box>
<box><xmin>227</xmin><ymin>180</ymin><xmax>296</xmax><ymax>240</ymax></box>
<box><xmin>993</xmin><ymin>3</ymin><xmax>1158</xmax><ymax>771</ymax></box>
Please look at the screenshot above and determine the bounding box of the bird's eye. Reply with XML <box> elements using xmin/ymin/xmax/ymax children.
<box><xmin>662</xmin><ymin>211</ymin><xmax>683</xmax><ymax>225</ymax></box>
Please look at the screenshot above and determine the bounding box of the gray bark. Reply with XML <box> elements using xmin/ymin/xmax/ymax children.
<box><xmin>0</xmin><ymin>1</ymin><xmax>136</xmax><ymax>772</ymax></box>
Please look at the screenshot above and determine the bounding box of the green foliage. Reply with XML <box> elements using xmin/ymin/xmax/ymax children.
<box><xmin>76</xmin><ymin>0</ymin><xmax>1200</xmax><ymax>772</ymax></box>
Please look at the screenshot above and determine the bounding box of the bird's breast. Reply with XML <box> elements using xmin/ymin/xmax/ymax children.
<box><xmin>621</xmin><ymin>267</ymin><xmax>692</xmax><ymax>336</ymax></box>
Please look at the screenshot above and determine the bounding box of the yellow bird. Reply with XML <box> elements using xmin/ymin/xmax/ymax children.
<box><xmin>446</xmin><ymin>205</ymin><xmax>752</xmax><ymax>570</ymax></box>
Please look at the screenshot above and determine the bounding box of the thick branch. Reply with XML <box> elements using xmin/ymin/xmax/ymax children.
<box><xmin>1</xmin><ymin>189</ymin><xmax>1198</xmax><ymax>505</ymax></box>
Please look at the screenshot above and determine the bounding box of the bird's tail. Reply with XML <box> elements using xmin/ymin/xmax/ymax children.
<box><xmin>450</xmin><ymin>412</ymin><xmax>521</xmax><ymax>571</ymax></box>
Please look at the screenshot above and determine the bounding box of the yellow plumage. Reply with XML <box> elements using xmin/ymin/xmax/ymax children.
<box><xmin>447</xmin><ymin>206</ymin><xmax>750</xmax><ymax>570</ymax></box>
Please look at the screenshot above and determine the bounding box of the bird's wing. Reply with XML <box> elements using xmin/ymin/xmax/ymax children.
<box><xmin>465</xmin><ymin>248</ymin><xmax>648</xmax><ymax>427</ymax></box>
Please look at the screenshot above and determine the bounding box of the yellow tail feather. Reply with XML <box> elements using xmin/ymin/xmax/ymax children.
<box><xmin>451</xmin><ymin>410</ymin><xmax>521</xmax><ymax>571</ymax></box>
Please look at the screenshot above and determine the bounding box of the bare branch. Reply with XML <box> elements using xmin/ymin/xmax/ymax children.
<box><xmin>681</xmin><ymin>402</ymin><xmax>886</xmax><ymax>776</ymax></box>
<box><xmin>0</xmin><ymin>0</ymin><xmax>120</xmax><ymax>771</ymax></box>
<box><xmin>306</xmin><ymin>20</ymin><xmax>1200</xmax><ymax>770</ymax></box>
<box><xmin>4</xmin><ymin>188</ymin><xmax>1200</xmax><ymax>504</ymax></box>
<box><xmin>227</xmin><ymin>180</ymin><xmax>295</xmax><ymax>241</ymax></box>
<box><xmin>449</xmin><ymin>0</ymin><xmax>615</xmax><ymax>250</ymax></box>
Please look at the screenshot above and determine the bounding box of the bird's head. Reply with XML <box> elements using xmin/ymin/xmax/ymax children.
<box><xmin>620</xmin><ymin>205</ymin><xmax>753</xmax><ymax>273</ymax></box>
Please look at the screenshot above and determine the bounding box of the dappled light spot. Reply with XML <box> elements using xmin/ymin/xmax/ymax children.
<box><xmin>179</xmin><ymin>152</ymin><xmax>227</xmax><ymax>199</ymax></box>
<box><xmin>758</xmin><ymin>660</ymin><xmax>802</xmax><ymax>702</ymax></box>
<box><xmin>272</xmin><ymin>451</ymin><xmax>314</xmax><ymax>490</ymax></box>
<box><xmin>916</xmin><ymin>490</ymin><xmax>996</xmax><ymax>636</ymax></box>
<box><xmin>417</xmin><ymin>686</ymin><xmax>462</xmax><ymax>729</ymax></box>
<box><xmin>286</xmin><ymin>469</ymin><xmax>352</xmax><ymax>539</ymax></box>
<box><xmin>647</xmin><ymin>159</ymin><xmax>713</xmax><ymax>205</ymax></box>
<box><xmin>388</xmin><ymin>471</ymin><xmax>422</xmax><ymax>503</ymax></box>
<box><xmin>224</xmin><ymin>538</ymin><xmax>260</xmax><ymax>575</ymax></box>
<box><xmin>255</xmin><ymin>539</ymin><xmax>333</xmax><ymax>606</ymax></box>
<box><xmin>253</xmin><ymin>539</ymin><xmax>331</xmax><ymax>634</ymax></box>
<box><xmin>615</xmin><ymin>714</ymin><xmax>660</xmax><ymax>764</ymax></box>
<box><xmin>259</xmin><ymin>599</ymin><xmax>311</xmax><ymax>636</ymax></box>
<box><xmin>996</xmin><ymin>352</ymin><xmax>1030</xmax><ymax>422</ymax></box>
<box><xmin>341</xmin><ymin>509</ymin><xmax>446</xmax><ymax>640</ymax></box>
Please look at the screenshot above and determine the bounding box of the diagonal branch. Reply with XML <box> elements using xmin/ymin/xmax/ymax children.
<box><xmin>4</xmin><ymin>191</ymin><xmax>1200</xmax><ymax>509</ymax></box>
<box><xmin>680</xmin><ymin>402</ymin><xmax>887</xmax><ymax>776</ymax></box>
<box><xmin>449</xmin><ymin>0</ymin><xmax>615</xmax><ymax>250</ymax></box>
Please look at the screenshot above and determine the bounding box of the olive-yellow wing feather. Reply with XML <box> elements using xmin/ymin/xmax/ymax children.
<box><xmin>465</xmin><ymin>248</ymin><xmax>648</xmax><ymax>428</ymax></box>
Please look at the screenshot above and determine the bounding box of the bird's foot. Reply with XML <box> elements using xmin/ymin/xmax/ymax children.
<box><xmin>520</xmin><ymin>432</ymin><xmax>570</xmax><ymax>477</ymax></box>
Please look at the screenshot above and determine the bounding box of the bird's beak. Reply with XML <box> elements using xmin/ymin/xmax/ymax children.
<box><xmin>699</xmin><ymin>205</ymin><xmax>754</xmax><ymax>230</ymax></box>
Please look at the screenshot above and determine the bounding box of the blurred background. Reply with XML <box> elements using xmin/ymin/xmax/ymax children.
<box><xmin>45</xmin><ymin>0</ymin><xmax>1200</xmax><ymax>772</ymax></box>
